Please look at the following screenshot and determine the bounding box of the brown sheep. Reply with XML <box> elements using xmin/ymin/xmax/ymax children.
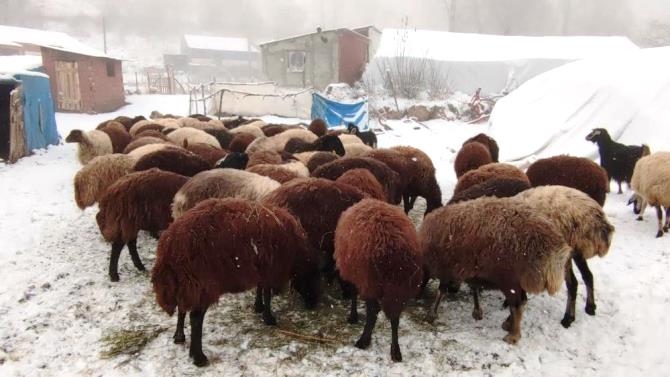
<box><xmin>247</xmin><ymin>150</ymin><xmax>283</xmax><ymax>167</ymax></box>
<box><xmin>184</xmin><ymin>142</ymin><xmax>229</xmax><ymax>167</ymax></box>
<box><xmin>284</xmin><ymin>134</ymin><xmax>346</xmax><ymax>156</ymax></box>
<box><xmin>419</xmin><ymin>197</ymin><xmax>570</xmax><ymax>344</ymax></box>
<box><xmin>123</xmin><ymin>137</ymin><xmax>170</xmax><ymax>154</ymax></box>
<box><xmin>454</xmin><ymin>163</ymin><xmax>529</xmax><ymax>196</ymax></box>
<box><xmin>246</xmin><ymin>164</ymin><xmax>301</xmax><ymax>183</ymax></box>
<box><xmin>335</xmin><ymin>199</ymin><xmax>422</xmax><ymax>362</ymax></box>
<box><xmin>262</xmin><ymin>178</ymin><xmax>367</xmax><ymax>293</ymax></box>
<box><xmin>308</xmin><ymin>118</ymin><xmax>328</xmax><ymax>137</ymax></box>
<box><xmin>229</xmin><ymin>132</ymin><xmax>257</xmax><ymax>153</ymax></box>
<box><xmin>448</xmin><ymin>177</ymin><xmax>530</xmax><ymax>205</ymax></box>
<box><xmin>134</xmin><ymin>148</ymin><xmax>210</xmax><ymax>177</ymax></box>
<box><xmin>390</xmin><ymin>146</ymin><xmax>443</xmax><ymax>214</ymax></box>
<box><xmin>454</xmin><ymin>142</ymin><xmax>493</xmax><ymax>178</ymax></box>
<box><xmin>152</xmin><ymin>198</ymin><xmax>319</xmax><ymax>367</ymax></box>
<box><xmin>306</xmin><ymin>151</ymin><xmax>340</xmax><ymax>173</ymax></box>
<box><xmin>134</xmin><ymin>129</ymin><xmax>169</xmax><ymax>141</ymax></box>
<box><xmin>129</xmin><ymin>121</ymin><xmax>164</xmax><ymax>137</ymax></box>
<box><xmin>463</xmin><ymin>133</ymin><xmax>499</xmax><ymax>162</ymax></box>
<box><xmin>335</xmin><ymin>169</ymin><xmax>386</xmax><ymax>200</ymax></box>
<box><xmin>100</xmin><ymin>121</ymin><xmax>131</xmax><ymax>153</ymax></box>
<box><xmin>364</xmin><ymin>148</ymin><xmax>414</xmax><ymax>203</ymax></box>
<box><xmin>312</xmin><ymin>157</ymin><xmax>401</xmax><ymax>204</ymax></box>
<box><xmin>96</xmin><ymin>169</ymin><xmax>188</xmax><ymax>281</ymax></box>
<box><xmin>526</xmin><ymin>155</ymin><xmax>609</xmax><ymax>206</ymax></box>
<box><xmin>261</xmin><ymin>124</ymin><xmax>288</xmax><ymax>137</ymax></box>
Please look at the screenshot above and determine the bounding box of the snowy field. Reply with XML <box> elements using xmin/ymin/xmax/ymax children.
<box><xmin>1</xmin><ymin>95</ymin><xmax>669</xmax><ymax>376</ymax></box>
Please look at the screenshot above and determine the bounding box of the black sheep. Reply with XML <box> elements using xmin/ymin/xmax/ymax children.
<box><xmin>586</xmin><ymin>128</ymin><xmax>650</xmax><ymax>194</ymax></box>
<box><xmin>347</xmin><ymin>123</ymin><xmax>377</xmax><ymax>148</ymax></box>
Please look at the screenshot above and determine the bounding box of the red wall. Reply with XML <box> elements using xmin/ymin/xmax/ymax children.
<box><xmin>41</xmin><ymin>48</ymin><xmax>125</xmax><ymax>113</ymax></box>
<box><xmin>338</xmin><ymin>32</ymin><xmax>369</xmax><ymax>86</ymax></box>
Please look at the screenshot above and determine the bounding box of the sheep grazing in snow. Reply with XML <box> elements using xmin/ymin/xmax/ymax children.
<box><xmin>222</xmin><ymin>115</ymin><xmax>249</xmax><ymax>129</ymax></box>
<box><xmin>420</xmin><ymin>196</ymin><xmax>571</xmax><ymax>344</ymax></box>
<box><xmin>586</xmin><ymin>128</ymin><xmax>650</xmax><ymax>194</ymax></box>
<box><xmin>167</xmin><ymin>127</ymin><xmax>221</xmax><ymax>149</ymax></box>
<box><xmin>152</xmin><ymin>198</ymin><xmax>319</xmax><ymax>367</ymax></box>
<box><xmin>65</xmin><ymin>129</ymin><xmax>113</xmax><ymax>165</ymax></box>
<box><xmin>123</xmin><ymin>137</ymin><xmax>169</xmax><ymax>154</ymax></box>
<box><xmin>247</xmin><ymin>150</ymin><xmax>283</xmax><ymax>167</ymax></box>
<box><xmin>629</xmin><ymin>152</ymin><xmax>670</xmax><ymax>237</ymax></box>
<box><xmin>463</xmin><ymin>133</ymin><xmax>499</xmax><ymax>162</ymax></box>
<box><xmin>526</xmin><ymin>155</ymin><xmax>609</xmax><ymax>206</ymax></box>
<box><xmin>134</xmin><ymin>129</ymin><xmax>169</xmax><ymax>141</ymax></box>
<box><xmin>245</xmin><ymin>128</ymin><xmax>318</xmax><ymax>155</ymax></box>
<box><xmin>390</xmin><ymin>146</ymin><xmax>443</xmax><ymax>214</ymax></box>
<box><xmin>305</xmin><ymin>151</ymin><xmax>340</xmax><ymax>173</ymax></box>
<box><xmin>246</xmin><ymin>164</ymin><xmax>301</xmax><ymax>183</ymax></box>
<box><xmin>335</xmin><ymin>169</ymin><xmax>386</xmax><ymax>200</ymax></box>
<box><xmin>347</xmin><ymin>123</ymin><xmax>378</xmax><ymax>148</ymax></box>
<box><xmin>229</xmin><ymin>132</ymin><xmax>257</xmax><ymax>153</ymax></box>
<box><xmin>216</xmin><ymin>152</ymin><xmax>250</xmax><ymax>170</ymax></box>
<box><xmin>129</xmin><ymin>120</ymin><xmax>164</xmax><ymax>137</ymax></box>
<box><xmin>312</xmin><ymin>157</ymin><xmax>401</xmax><ymax>204</ymax></box>
<box><xmin>343</xmin><ymin>143</ymin><xmax>373</xmax><ymax>157</ymax></box>
<box><xmin>284</xmin><ymin>134</ymin><xmax>346</xmax><ymax>156</ymax></box>
<box><xmin>308</xmin><ymin>118</ymin><xmax>328</xmax><ymax>136</ymax></box>
<box><xmin>96</xmin><ymin>168</ymin><xmax>188</xmax><ymax>281</ymax></box>
<box><xmin>126</xmin><ymin>143</ymin><xmax>179</xmax><ymax>159</ymax></box>
<box><xmin>99</xmin><ymin>121</ymin><xmax>131</xmax><ymax>153</ymax></box>
<box><xmin>229</xmin><ymin>122</ymin><xmax>265</xmax><ymax>139</ymax></box>
<box><xmin>171</xmin><ymin>169</ymin><xmax>280</xmax><ymax>219</ymax></box>
<box><xmin>454</xmin><ymin>163</ymin><xmax>529</xmax><ymax>196</ymax></box>
<box><xmin>335</xmin><ymin>199</ymin><xmax>422</xmax><ymax>362</ymax></box>
<box><xmin>447</xmin><ymin>177</ymin><xmax>530</xmax><ymax>205</ymax></box>
<box><xmin>201</xmin><ymin>128</ymin><xmax>234</xmax><ymax>149</ymax></box>
<box><xmin>454</xmin><ymin>142</ymin><xmax>493</xmax><ymax>178</ymax></box>
<box><xmin>338</xmin><ymin>133</ymin><xmax>364</xmax><ymax>146</ymax></box>
<box><xmin>184</xmin><ymin>142</ymin><xmax>229</xmax><ymax>167</ymax></box>
<box><xmin>515</xmin><ymin>186</ymin><xmax>614</xmax><ymax>327</ymax></box>
<box><xmin>364</xmin><ymin>148</ymin><xmax>415</xmax><ymax>205</ymax></box>
<box><xmin>73</xmin><ymin>154</ymin><xmax>136</xmax><ymax>209</ymax></box>
<box><xmin>134</xmin><ymin>148</ymin><xmax>210</xmax><ymax>177</ymax></box>
<box><xmin>261</xmin><ymin>124</ymin><xmax>289</xmax><ymax>137</ymax></box>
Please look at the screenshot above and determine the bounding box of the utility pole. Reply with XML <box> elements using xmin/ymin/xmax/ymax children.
<box><xmin>102</xmin><ymin>16</ymin><xmax>108</xmax><ymax>54</ymax></box>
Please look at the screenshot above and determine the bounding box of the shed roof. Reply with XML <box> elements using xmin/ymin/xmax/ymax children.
<box><xmin>259</xmin><ymin>27</ymin><xmax>369</xmax><ymax>47</ymax></box>
<box><xmin>183</xmin><ymin>35</ymin><xmax>259</xmax><ymax>53</ymax></box>
<box><xmin>0</xmin><ymin>25</ymin><xmax>120</xmax><ymax>60</ymax></box>
<box><xmin>0</xmin><ymin>55</ymin><xmax>48</xmax><ymax>78</ymax></box>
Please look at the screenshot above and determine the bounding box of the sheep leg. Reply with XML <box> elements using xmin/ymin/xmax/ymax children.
<box><xmin>127</xmin><ymin>239</ymin><xmax>146</xmax><ymax>272</ymax></box>
<box><xmin>655</xmin><ymin>206</ymin><xmax>664</xmax><ymax>238</ymax></box>
<box><xmin>355</xmin><ymin>299</ymin><xmax>380</xmax><ymax>350</ymax></box>
<box><xmin>503</xmin><ymin>300</ymin><xmax>525</xmax><ymax>345</ymax></box>
<box><xmin>416</xmin><ymin>269</ymin><xmax>430</xmax><ymax>299</ymax></box>
<box><xmin>561</xmin><ymin>261</ymin><xmax>578</xmax><ymax>328</ymax></box>
<box><xmin>617</xmin><ymin>181</ymin><xmax>623</xmax><ymax>194</ymax></box>
<box><xmin>262</xmin><ymin>287</ymin><xmax>277</xmax><ymax>326</ymax></box>
<box><xmin>389</xmin><ymin>314</ymin><xmax>402</xmax><ymax>362</ymax></box>
<box><xmin>339</xmin><ymin>276</ymin><xmax>355</xmax><ymax>300</ymax></box>
<box><xmin>254</xmin><ymin>286</ymin><xmax>264</xmax><ymax>313</ymax></box>
<box><xmin>664</xmin><ymin>207</ymin><xmax>670</xmax><ymax>232</ymax></box>
<box><xmin>108</xmin><ymin>241</ymin><xmax>124</xmax><ymax>282</ymax></box>
<box><xmin>402</xmin><ymin>193</ymin><xmax>412</xmax><ymax>213</ymax></box>
<box><xmin>348</xmin><ymin>290</ymin><xmax>359</xmax><ymax>324</ymax></box>
<box><xmin>573</xmin><ymin>254</ymin><xmax>596</xmax><ymax>315</ymax></box>
<box><xmin>189</xmin><ymin>307</ymin><xmax>209</xmax><ymax>367</ymax></box>
<box><xmin>432</xmin><ymin>282</ymin><xmax>446</xmax><ymax>316</ymax></box>
<box><xmin>470</xmin><ymin>285</ymin><xmax>483</xmax><ymax>321</ymax></box>
<box><xmin>173</xmin><ymin>309</ymin><xmax>186</xmax><ymax>344</ymax></box>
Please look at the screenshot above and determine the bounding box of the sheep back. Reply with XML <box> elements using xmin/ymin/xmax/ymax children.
<box><xmin>306</xmin><ymin>152</ymin><xmax>340</xmax><ymax>173</ymax></box>
<box><xmin>185</xmin><ymin>142</ymin><xmax>229</xmax><ymax>167</ymax></box>
<box><xmin>74</xmin><ymin>154</ymin><xmax>136</xmax><ymax>209</ymax></box>
<box><xmin>134</xmin><ymin>148</ymin><xmax>210</xmax><ymax>177</ymax></box>
<box><xmin>335</xmin><ymin>168</ymin><xmax>387</xmax><ymax>200</ymax></box>
<box><xmin>454</xmin><ymin>163</ymin><xmax>529</xmax><ymax>195</ymax></box>
<box><xmin>229</xmin><ymin>132</ymin><xmax>258</xmax><ymax>153</ymax></box>
<box><xmin>631</xmin><ymin>152</ymin><xmax>670</xmax><ymax>208</ymax></box>
<box><xmin>100</xmin><ymin>121</ymin><xmax>131</xmax><ymax>153</ymax></box>
<box><xmin>262</xmin><ymin>124</ymin><xmax>288</xmax><ymax>137</ymax></box>
<box><xmin>66</xmin><ymin>129</ymin><xmax>113</xmax><ymax>165</ymax></box>
<box><xmin>167</xmin><ymin>128</ymin><xmax>221</xmax><ymax>149</ymax></box>
<box><xmin>454</xmin><ymin>142</ymin><xmax>493</xmax><ymax>178</ymax></box>
<box><xmin>390</xmin><ymin>146</ymin><xmax>443</xmax><ymax>210</ymax></box>
<box><xmin>308</xmin><ymin>119</ymin><xmax>328</xmax><ymax>137</ymax></box>
<box><xmin>448</xmin><ymin>177</ymin><xmax>530</xmax><ymax>205</ymax></box>
<box><xmin>463</xmin><ymin>133</ymin><xmax>499</xmax><ymax>162</ymax></box>
<box><xmin>246</xmin><ymin>164</ymin><xmax>301</xmax><ymax>183</ymax></box>
<box><xmin>248</xmin><ymin>150</ymin><xmax>283</xmax><ymax>167</ymax></box>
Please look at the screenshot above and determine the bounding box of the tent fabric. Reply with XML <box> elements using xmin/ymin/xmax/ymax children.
<box><xmin>207</xmin><ymin>82</ymin><xmax>312</xmax><ymax>119</ymax></box>
<box><xmin>487</xmin><ymin>47</ymin><xmax>670</xmax><ymax>165</ymax></box>
<box><xmin>311</xmin><ymin>93</ymin><xmax>369</xmax><ymax>130</ymax></box>
<box><xmin>16</xmin><ymin>73</ymin><xmax>59</xmax><ymax>152</ymax></box>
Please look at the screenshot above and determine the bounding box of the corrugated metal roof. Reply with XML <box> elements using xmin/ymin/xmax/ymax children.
<box><xmin>0</xmin><ymin>25</ymin><xmax>121</xmax><ymax>60</ymax></box>
<box><xmin>258</xmin><ymin>27</ymin><xmax>369</xmax><ymax>47</ymax></box>
<box><xmin>183</xmin><ymin>35</ymin><xmax>259</xmax><ymax>53</ymax></box>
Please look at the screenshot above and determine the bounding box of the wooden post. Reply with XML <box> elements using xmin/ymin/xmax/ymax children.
<box><xmin>201</xmin><ymin>84</ymin><xmax>207</xmax><ymax>115</ymax></box>
<box><xmin>218</xmin><ymin>89</ymin><xmax>224</xmax><ymax>120</ymax></box>
<box><xmin>386</xmin><ymin>70</ymin><xmax>400</xmax><ymax>113</ymax></box>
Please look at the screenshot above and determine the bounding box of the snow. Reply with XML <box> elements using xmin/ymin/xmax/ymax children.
<box><xmin>0</xmin><ymin>55</ymin><xmax>47</xmax><ymax>78</ymax></box>
<box><xmin>0</xmin><ymin>24</ymin><xmax>119</xmax><ymax>59</ymax></box>
<box><xmin>183</xmin><ymin>35</ymin><xmax>260</xmax><ymax>53</ymax></box>
<box><xmin>0</xmin><ymin>95</ymin><xmax>669</xmax><ymax>376</ymax></box>
<box><xmin>488</xmin><ymin>47</ymin><xmax>670</xmax><ymax>164</ymax></box>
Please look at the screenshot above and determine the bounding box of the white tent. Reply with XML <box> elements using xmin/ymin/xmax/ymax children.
<box><xmin>368</xmin><ymin>29</ymin><xmax>638</xmax><ymax>95</ymax></box>
<box><xmin>488</xmin><ymin>47</ymin><xmax>670</xmax><ymax>164</ymax></box>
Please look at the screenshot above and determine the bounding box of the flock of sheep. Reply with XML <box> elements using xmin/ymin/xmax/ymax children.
<box><xmin>64</xmin><ymin>113</ymin><xmax>669</xmax><ymax>367</ymax></box>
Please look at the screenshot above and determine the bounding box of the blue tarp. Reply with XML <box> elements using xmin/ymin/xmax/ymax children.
<box><xmin>311</xmin><ymin>93</ymin><xmax>369</xmax><ymax>131</ymax></box>
<box><xmin>13</xmin><ymin>73</ymin><xmax>60</xmax><ymax>152</ymax></box>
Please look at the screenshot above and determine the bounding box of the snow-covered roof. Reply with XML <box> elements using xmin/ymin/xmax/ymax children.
<box><xmin>375</xmin><ymin>29</ymin><xmax>639</xmax><ymax>62</ymax></box>
<box><xmin>0</xmin><ymin>25</ymin><xmax>119</xmax><ymax>59</ymax></box>
<box><xmin>259</xmin><ymin>27</ymin><xmax>368</xmax><ymax>47</ymax></box>
<box><xmin>488</xmin><ymin>46</ymin><xmax>670</xmax><ymax>163</ymax></box>
<box><xmin>183</xmin><ymin>35</ymin><xmax>259</xmax><ymax>53</ymax></box>
<box><xmin>0</xmin><ymin>55</ymin><xmax>48</xmax><ymax>78</ymax></box>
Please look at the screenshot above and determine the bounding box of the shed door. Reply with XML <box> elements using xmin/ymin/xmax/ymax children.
<box><xmin>55</xmin><ymin>61</ymin><xmax>82</xmax><ymax>111</ymax></box>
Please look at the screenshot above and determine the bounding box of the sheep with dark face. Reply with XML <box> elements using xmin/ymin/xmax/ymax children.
<box><xmin>152</xmin><ymin>198</ymin><xmax>319</xmax><ymax>367</ymax></box>
<box><xmin>65</xmin><ymin>129</ymin><xmax>113</xmax><ymax>165</ymax></box>
<box><xmin>308</xmin><ymin>118</ymin><xmax>328</xmax><ymax>137</ymax></box>
<box><xmin>463</xmin><ymin>133</ymin><xmax>499</xmax><ymax>162</ymax></box>
<box><xmin>454</xmin><ymin>141</ymin><xmax>493</xmax><ymax>178</ymax></box>
<box><xmin>96</xmin><ymin>169</ymin><xmax>188</xmax><ymax>281</ymax></box>
<box><xmin>420</xmin><ymin>197</ymin><xmax>570</xmax><ymax>344</ymax></box>
<box><xmin>284</xmin><ymin>134</ymin><xmax>346</xmax><ymax>156</ymax></box>
<box><xmin>347</xmin><ymin>123</ymin><xmax>377</xmax><ymax>148</ymax></box>
<box><xmin>526</xmin><ymin>155</ymin><xmax>609</xmax><ymax>206</ymax></box>
<box><xmin>335</xmin><ymin>199</ymin><xmax>422</xmax><ymax>362</ymax></box>
<box><xmin>216</xmin><ymin>152</ymin><xmax>250</xmax><ymax>170</ymax></box>
<box><xmin>586</xmin><ymin>128</ymin><xmax>650</xmax><ymax>194</ymax></box>
<box><xmin>134</xmin><ymin>148</ymin><xmax>210</xmax><ymax>177</ymax></box>
<box><xmin>390</xmin><ymin>146</ymin><xmax>443</xmax><ymax>214</ymax></box>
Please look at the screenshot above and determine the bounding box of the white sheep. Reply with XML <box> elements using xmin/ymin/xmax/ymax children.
<box><xmin>344</xmin><ymin>143</ymin><xmax>373</xmax><ymax>157</ymax></box>
<box><xmin>245</xmin><ymin>128</ymin><xmax>318</xmax><ymax>154</ymax></box>
<box><xmin>167</xmin><ymin>128</ymin><xmax>221</xmax><ymax>149</ymax></box>
<box><xmin>73</xmin><ymin>154</ymin><xmax>136</xmax><ymax>209</ymax></box>
<box><xmin>229</xmin><ymin>122</ymin><xmax>266</xmax><ymax>138</ymax></box>
<box><xmin>629</xmin><ymin>152</ymin><xmax>670</xmax><ymax>237</ymax></box>
<box><xmin>65</xmin><ymin>129</ymin><xmax>113</xmax><ymax>165</ymax></box>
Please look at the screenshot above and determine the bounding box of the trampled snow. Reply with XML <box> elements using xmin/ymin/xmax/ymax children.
<box><xmin>488</xmin><ymin>47</ymin><xmax>670</xmax><ymax>164</ymax></box>
<box><xmin>0</xmin><ymin>95</ymin><xmax>668</xmax><ymax>376</ymax></box>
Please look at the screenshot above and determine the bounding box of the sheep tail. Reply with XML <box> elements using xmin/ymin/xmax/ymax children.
<box><xmin>641</xmin><ymin>144</ymin><xmax>651</xmax><ymax>157</ymax></box>
<box><xmin>543</xmin><ymin>244</ymin><xmax>572</xmax><ymax>295</ymax></box>
<box><xmin>151</xmin><ymin>259</ymin><xmax>178</xmax><ymax>316</ymax></box>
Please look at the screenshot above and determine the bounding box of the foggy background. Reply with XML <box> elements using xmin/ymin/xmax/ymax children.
<box><xmin>3</xmin><ymin>0</ymin><xmax>670</xmax><ymax>65</ymax></box>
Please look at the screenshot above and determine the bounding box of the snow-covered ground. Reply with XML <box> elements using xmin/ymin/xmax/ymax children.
<box><xmin>1</xmin><ymin>95</ymin><xmax>669</xmax><ymax>376</ymax></box>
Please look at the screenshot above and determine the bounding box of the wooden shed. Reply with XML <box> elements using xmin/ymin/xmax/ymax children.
<box><xmin>259</xmin><ymin>27</ymin><xmax>372</xmax><ymax>90</ymax></box>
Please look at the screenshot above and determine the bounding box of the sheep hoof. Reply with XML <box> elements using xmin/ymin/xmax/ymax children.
<box><xmin>446</xmin><ymin>281</ymin><xmax>461</xmax><ymax>294</ymax></box>
<box><xmin>503</xmin><ymin>333</ymin><xmax>520</xmax><ymax>345</ymax></box>
<box><xmin>472</xmin><ymin>308</ymin><xmax>483</xmax><ymax>321</ymax></box>
<box><xmin>656</xmin><ymin>230</ymin><xmax>664</xmax><ymax>238</ymax></box>
<box><xmin>347</xmin><ymin>312</ymin><xmax>359</xmax><ymax>324</ymax></box>
<box><xmin>263</xmin><ymin>313</ymin><xmax>277</xmax><ymax>326</ymax></box>
<box><xmin>561</xmin><ymin>314</ymin><xmax>574</xmax><ymax>328</ymax></box>
<box><xmin>585</xmin><ymin>303</ymin><xmax>596</xmax><ymax>316</ymax></box>
<box><xmin>501</xmin><ymin>316</ymin><xmax>512</xmax><ymax>332</ymax></box>
<box><xmin>109</xmin><ymin>273</ymin><xmax>120</xmax><ymax>282</ymax></box>
<box><xmin>254</xmin><ymin>302</ymin><xmax>264</xmax><ymax>314</ymax></box>
<box><xmin>390</xmin><ymin>344</ymin><xmax>403</xmax><ymax>362</ymax></box>
<box><xmin>664</xmin><ymin>226</ymin><xmax>669</xmax><ymax>233</ymax></box>
<box><xmin>173</xmin><ymin>333</ymin><xmax>185</xmax><ymax>344</ymax></box>
<box><xmin>636</xmin><ymin>216</ymin><xmax>644</xmax><ymax>221</ymax></box>
<box><xmin>355</xmin><ymin>336</ymin><xmax>371</xmax><ymax>350</ymax></box>
<box><xmin>192</xmin><ymin>354</ymin><xmax>209</xmax><ymax>367</ymax></box>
